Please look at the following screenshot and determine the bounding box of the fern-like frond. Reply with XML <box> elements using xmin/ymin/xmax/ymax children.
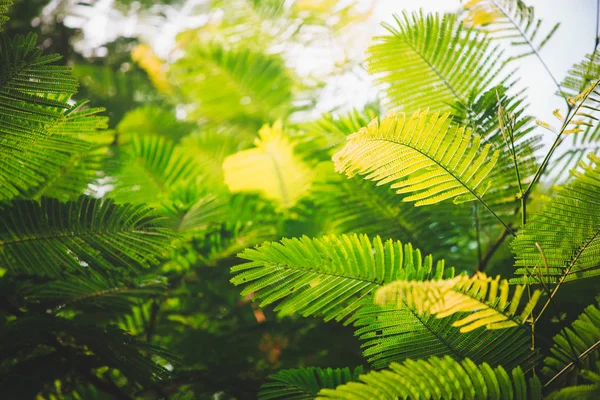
<box><xmin>170</xmin><ymin>42</ymin><xmax>293</xmax><ymax>126</ymax></box>
<box><xmin>231</xmin><ymin>234</ymin><xmax>449</xmax><ymax>323</ymax></box>
<box><xmin>0</xmin><ymin>316</ymin><xmax>174</xmax><ymax>388</ymax></box>
<box><xmin>512</xmin><ymin>153</ymin><xmax>600</xmax><ymax>284</ymax></box>
<box><xmin>333</xmin><ymin>110</ymin><xmax>500</xmax><ymax>207</ymax></box>
<box><xmin>0</xmin><ymin>196</ymin><xmax>172</xmax><ymax>277</ymax></box>
<box><xmin>117</xmin><ymin>105</ymin><xmax>194</xmax><ymax>143</ymax></box>
<box><xmin>376</xmin><ymin>273</ymin><xmax>541</xmax><ymax>332</ymax></box>
<box><xmin>461</xmin><ymin>0</ymin><xmax>559</xmax><ymax>60</ymax></box>
<box><xmin>561</xmin><ymin>51</ymin><xmax>600</xmax><ymax>99</ymax></box>
<box><xmin>231</xmin><ymin>234</ymin><xmax>536</xmax><ymax>368</ymax></box>
<box><xmin>259</xmin><ymin>366</ymin><xmax>364</xmax><ymax>400</ymax></box>
<box><xmin>317</xmin><ymin>356</ymin><xmax>542</xmax><ymax>400</ymax></box>
<box><xmin>354</xmin><ymin>303</ymin><xmax>535</xmax><ymax>369</ymax></box>
<box><xmin>367</xmin><ymin>11</ymin><xmax>506</xmax><ymax>112</ymax></box>
<box><xmin>547</xmin><ymin>366</ymin><xmax>600</xmax><ymax>400</ymax></box>
<box><xmin>23</xmin><ymin>269</ymin><xmax>166</xmax><ymax>315</ymax></box>
<box><xmin>451</xmin><ymin>86</ymin><xmax>541</xmax><ymax>211</ymax></box>
<box><xmin>0</xmin><ymin>33</ymin><xmax>78</xmax><ymax>115</ymax></box>
<box><xmin>109</xmin><ymin>134</ymin><xmax>204</xmax><ymax>205</ymax></box>
<box><xmin>0</xmin><ymin>34</ymin><xmax>108</xmax><ymax>200</ymax></box>
<box><xmin>223</xmin><ymin>121</ymin><xmax>314</xmax><ymax>208</ymax></box>
<box><xmin>25</xmin><ymin>132</ymin><xmax>113</xmax><ymax>202</ymax></box>
<box><xmin>0</xmin><ymin>0</ymin><xmax>12</xmax><ymax>27</ymax></box>
<box><xmin>543</xmin><ymin>301</ymin><xmax>600</xmax><ymax>387</ymax></box>
<box><xmin>312</xmin><ymin>165</ymin><xmax>457</xmax><ymax>259</ymax></box>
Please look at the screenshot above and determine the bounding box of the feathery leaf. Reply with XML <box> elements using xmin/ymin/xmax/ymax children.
<box><xmin>259</xmin><ymin>366</ymin><xmax>364</xmax><ymax>400</ymax></box>
<box><xmin>333</xmin><ymin>110</ymin><xmax>499</xmax><ymax>207</ymax></box>
<box><xmin>376</xmin><ymin>272</ymin><xmax>542</xmax><ymax>332</ymax></box>
<box><xmin>461</xmin><ymin>0</ymin><xmax>559</xmax><ymax>59</ymax></box>
<box><xmin>543</xmin><ymin>301</ymin><xmax>600</xmax><ymax>387</ymax></box>
<box><xmin>231</xmin><ymin>234</ymin><xmax>535</xmax><ymax>369</ymax></box>
<box><xmin>317</xmin><ymin>356</ymin><xmax>542</xmax><ymax>400</ymax></box>
<box><xmin>512</xmin><ymin>153</ymin><xmax>600</xmax><ymax>284</ymax></box>
<box><xmin>0</xmin><ymin>196</ymin><xmax>172</xmax><ymax>277</ymax></box>
<box><xmin>367</xmin><ymin>11</ymin><xmax>506</xmax><ymax>112</ymax></box>
<box><xmin>109</xmin><ymin>134</ymin><xmax>204</xmax><ymax>205</ymax></box>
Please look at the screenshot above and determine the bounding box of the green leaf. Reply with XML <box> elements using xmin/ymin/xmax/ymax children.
<box><xmin>24</xmin><ymin>268</ymin><xmax>166</xmax><ymax>315</ymax></box>
<box><xmin>333</xmin><ymin>110</ymin><xmax>499</xmax><ymax>207</ymax></box>
<box><xmin>0</xmin><ymin>196</ymin><xmax>172</xmax><ymax>277</ymax></box>
<box><xmin>367</xmin><ymin>11</ymin><xmax>506</xmax><ymax>112</ymax></box>
<box><xmin>317</xmin><ymin>356</ymin><xmax>542</xmax><ymax>400</ymax></box>
<box><xmin>512</xmin><ymin>153</ymin><xmax>600</xmax><ymax>284</ymax></box>
<box><xmin>547</xmin><ymin>366</ymin><xmax>600</xmax><ymax>400</ymax></box>
<box><xmin>376</xmin><ymin>273</ymin><xmax>542</xmax><ymax>332</ymax></box>
<box><xmin>170</xmin><ymin>42</ymin><xmax>294</xmax><ymax>126</ymax></box>
<box><xmin>0</xmin><ymin>34</ymin><xmax>108</xmax><ymax>200</ymax></box>
<box><xmin>461</xmin><ymin>0</ymin><xmax>559</xmax><ymax>58</ymax></box>
<box><xmin>109</xmin><ymin>134</ymin><xmax>205</xmax><ymax>205</ymax></box>
<box><xmin>231</xmin><ymin>234</ymin><xmax>535</xmax><ymax>369</ymax></box>
<box><xmin>259</xmin><ymin>366</ymin><xmax>364</xmax><ymax>400</ymax></box>
<box><xmin>543</xmin><ymin>301</ymin><xmax>600</xmax><ymax>387</ymax></box>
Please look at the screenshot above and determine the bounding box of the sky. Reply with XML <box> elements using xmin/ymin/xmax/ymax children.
<box><xmin>58</xmin><ymin>0</ymin><xmax>598</xmax><ymax>147</ymax></box>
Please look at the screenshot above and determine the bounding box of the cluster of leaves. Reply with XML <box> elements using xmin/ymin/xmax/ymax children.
<box><xmin>0</xmin><ymin>0</ymin><xmax>376</xmax><ymax>399</ymax></box>
<box><xmin>2</xmin><ymin>0</ymin><xmax>600</xmax><ymax>399</ymax></box>
<box><xmin>226</xmin><ymin>1</ymin><xmax>600</xmax><ymax>399</ymax></box>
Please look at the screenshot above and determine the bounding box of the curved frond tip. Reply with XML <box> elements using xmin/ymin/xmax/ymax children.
<box><xmin>333</xmin><ymin>110</ymin><xmax>499</xmax><ymax>206</ymax></box>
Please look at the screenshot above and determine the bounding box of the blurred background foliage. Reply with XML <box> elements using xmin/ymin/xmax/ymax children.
<box><xmin>1</xmin><ymin>0</ymin><xmax>598</xmax><ymax>399</ymax></box>
<box><xmin>1</xmin><ymin>1</ymin><xmax>377</xmax><ymax>398</ymax></box>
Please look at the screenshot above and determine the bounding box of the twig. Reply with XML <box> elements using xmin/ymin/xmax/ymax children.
<box><xmin>476</xmin><ymin>224</ymin><xmax>515</xmax><ymax>272</ymax></box>
<box><xmin>545</xmin><ymin>339</ymin><xmax>600</xmax><ymax>387</ymax></box>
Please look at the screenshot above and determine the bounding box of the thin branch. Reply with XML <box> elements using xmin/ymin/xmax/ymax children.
<box><xmin>545</xmin><ymin>339</ymin><xmax>600</xmax><ymax>387</ymax></box>
<box><xmin>525</xmin><ymin>80</ymin><xmax>600</xmax><ymax>197</ymax></box>
<box><xmin>476</xmin><ymin>224</ymin><xmax>515</xmax><ymax>272</ymax></box>
<box><xmin>536</xmin><ymin>229</ymin><xmax>600</xmax><ymax>321</ymax></box>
